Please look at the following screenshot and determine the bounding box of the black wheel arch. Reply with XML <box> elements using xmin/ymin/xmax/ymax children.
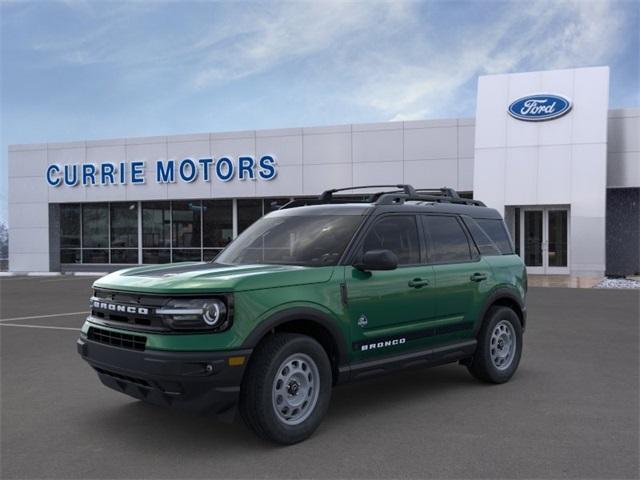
<box><xmin>475</xmin><ymin>288</ymin><xmax>527</xmax><ymax>335</ymax></box>
<box><xmin>241</xmin><ymin>307</ymin><xmax>349</xmax><ymax>383</ymax></box>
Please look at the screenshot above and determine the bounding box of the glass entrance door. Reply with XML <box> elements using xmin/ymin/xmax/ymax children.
<box><xmin>523</xmin><ymin>210</ymin><xmax>544</xmax><ymax>274</ymax></box>
<box><xmin>547</xmin><ymin>210</ymin><xmax>568</xmax><ymax>273</ymax></box>
<box><xmin>519</xmin><ymin>207</ymin><xmax>569</xmax><ymax>274</ymax></box>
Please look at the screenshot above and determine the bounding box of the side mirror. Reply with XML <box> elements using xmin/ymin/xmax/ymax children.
<box><xmin>354</xmin><ymin>249</ymin><xmax>398</xmax><ymax>271</ymax></box>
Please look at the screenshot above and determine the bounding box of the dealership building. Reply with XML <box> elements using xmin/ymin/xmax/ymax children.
<box><xmin>7</xmin><ymin>66</ymin><xmax>640</xmax><ymax>277</ymax></box>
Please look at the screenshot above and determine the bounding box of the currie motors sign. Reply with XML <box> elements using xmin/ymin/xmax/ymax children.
<box><xmin>45</xmin><ymin>155</ymin><xmax>277</xmax><ymax>187</ymax></box>
<box><xmin>508</xmin><ymin>94</ymin><xmax>572</xmax><ymax>122</ymax></box>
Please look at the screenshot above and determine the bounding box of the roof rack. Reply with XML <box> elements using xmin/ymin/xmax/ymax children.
<box><xmin>318</xmin><ymin>185</ymin><xmax>417</xmax><ymax>203</ymax></box>
<box><xmin>382</xmin><ymin>189</ymin><xmax>486</xmax><ymax>206</ymax></box>
<box><xmin>279</xmin><ymin>184</ymin><xmax>485</xmax><ymax>209</ymax></box>
<box><xmin>414</xmin><ymin>188</ymin><xmax>460</xmax><ymax>198</ymax></box>
<box><xmin>338</xmin><ymin>185</ymin><xmax>486</xmax><ymax>206</ymax></box>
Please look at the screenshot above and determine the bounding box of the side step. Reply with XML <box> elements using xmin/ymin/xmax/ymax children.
<box><xmin>337</xmin><ymin>340</ymin><xmax>477</xmax><ymax>383</ymax></box>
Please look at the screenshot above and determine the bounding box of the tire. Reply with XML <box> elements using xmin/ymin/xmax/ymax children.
<box><xmin>239</xmin><ymin>333</ymin><xmax>332</xmax><ymax>445</ymax></box>
<box><xmin>467</xmin><ymin>306</ymin><xmax>523</xmax><ymax>384</ymax></box>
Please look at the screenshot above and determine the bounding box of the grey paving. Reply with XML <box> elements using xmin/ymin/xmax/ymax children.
<box><xmin>0</xmin><ymin>277</ymin><xmax>638</xmax><ymax>479</ymax></box>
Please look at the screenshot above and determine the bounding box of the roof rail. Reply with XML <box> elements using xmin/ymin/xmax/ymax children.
<box><xmin>371</xmin><ymin>186</ymin><xmax>485</xmax><ymax>206</ymax></box>
<box><xmin>279</xmin><ymin>198</ymin><xmax>316</xmax><ymax>209</ymax></box>
<box><xmin>414</xmin><ymin>188</ymin><xmax>460</xmax><ymax>199</ymax></box>
<box><xmin>279</xmin><ymin>184</ymin><xmax>485</xmax><ymax>209</ymax></box>
<box><xmin>318</xmin><ymin>185</ymin><xmax>416</xmax><ymax>203</ymax></box>
<box><xmin>377</xmin><ymin>192</ymin><xmax>485</xmax><ymax>207</ymax></box>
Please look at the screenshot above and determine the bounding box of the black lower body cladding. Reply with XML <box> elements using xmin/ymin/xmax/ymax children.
<box><xmin>77</xmin><ymin>336</ymin><xmax>251</xmax><ymax>418</ymax></box>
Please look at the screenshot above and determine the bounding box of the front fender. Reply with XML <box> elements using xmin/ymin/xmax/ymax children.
<box><xmin>241</xmin><ymin>304</ymin><xmax>349</xmax><ymax>366</ymax></box>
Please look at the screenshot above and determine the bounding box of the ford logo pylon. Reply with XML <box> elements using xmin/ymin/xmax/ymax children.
<box><xmin>508</xmin><ymin>94</ymin><xmax>572</xmax><ymax>121</ymax></box>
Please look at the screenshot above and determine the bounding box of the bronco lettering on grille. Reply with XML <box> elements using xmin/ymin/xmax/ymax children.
<box><xmin>92</xmin><ymin>300</ymin><xmax>149</xmax><ymax>315</ymax></box>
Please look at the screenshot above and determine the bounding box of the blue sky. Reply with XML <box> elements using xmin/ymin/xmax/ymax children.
<box><xmin>1</xmin><ymin>0</ymin><xmax>638</xmax><ymax>224</ymax></box>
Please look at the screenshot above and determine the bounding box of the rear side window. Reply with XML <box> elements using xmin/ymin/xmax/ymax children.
<box><xmin>464</xmin><ymin>218</ymin><xmax>502</xmax><ymax>256</ymax></box>
<box><xmin>422</xmin><ymin>215</ymin><xmax>472</xmax><ymax>263</ymax></box>
<box><xmin>361</xmin><ymin>216</ymin><xmax>420</xmax><ymax>265</ymax></box>
<box><xmin>476</xmin><ymin>218</ymin><xmax>514</xmax><ymax>254</ymax></box>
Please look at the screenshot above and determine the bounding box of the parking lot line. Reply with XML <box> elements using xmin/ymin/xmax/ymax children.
<box><xmin>0</xmin><ymin>276</ymin><xmax>40</xmax><ymax>282</ymax></box>
<box><xmin>0</xmin><ymin>323</ymin><xmax>79</xmax><ymax>331</ymax></box>
<box><xmin>39</xmin><ymin>277</ymin><xmax>98</xmax><ymax>283</ymax></box>
<box><xmin>0</xmin><ymin>311</ymin><xmax>88</xmax><ymax>323</ymax></box>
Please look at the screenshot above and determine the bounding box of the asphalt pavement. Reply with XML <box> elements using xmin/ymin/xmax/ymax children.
<box><xmin>0</xmin><ymin>276</ymin><xmax>638</xmax><ymax>479</ymax></box>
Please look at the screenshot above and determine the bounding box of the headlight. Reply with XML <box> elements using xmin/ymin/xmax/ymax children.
<box><xmin>203</xmin><ymin>302</ymin><xmax>224</xmax><ymax>326</ymax></box>
<box><xmin>156</xmin><ymin>298</ymin><xmax>229</xmax><ymax>331</ymax></box>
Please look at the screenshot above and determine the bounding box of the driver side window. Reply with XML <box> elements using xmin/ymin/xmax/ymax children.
<box><xmin>361</xmin><ymin>216</ymin><xmax>420</xmax><ymax>265</ymax></box>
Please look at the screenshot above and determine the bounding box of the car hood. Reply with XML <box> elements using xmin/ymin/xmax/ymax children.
<box><xmin>93</xmin><ymin>262</ymin><xmax>336</xmax><ymax>294</ymax></box>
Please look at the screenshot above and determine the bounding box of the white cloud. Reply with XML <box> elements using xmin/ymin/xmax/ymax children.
<box><xmin>23</xmin><ymin>1</ymin><xmax>410</xmax><ymax>75</ymax></box>
<box><xmin>190</xmin><ymin>1</ymin><xmax>413</xmax><ymax>89</ymax></box>
<box><xmin>349</xmin><ymin>0</ymin><xmax>626</xmax><ymax>120</ymax></box>
<box><xmin>15</xmin><ymin>0</ymin><xmax>630</xmax><ymax>121</ymax></box>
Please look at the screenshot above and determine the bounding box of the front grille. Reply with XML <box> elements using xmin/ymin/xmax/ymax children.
<box><xmin>91</xmin><ymin>310</ymin><xmax>158</xmax><ymax>328</ymax></box>
<box><xmin>87</xmin><ymin>326</ymin><xmax>146</xmax><ymax>351</ymax></box>
<box><xmin>90</xmin><ymin>289</ymin><xmax>169</xmax><ymax>331</ymax></box>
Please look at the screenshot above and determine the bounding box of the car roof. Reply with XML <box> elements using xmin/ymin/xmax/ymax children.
<box><xmin>268</xmin><ymin>201</ymin><xmax>503</xmax><ymax>220</ymax></box>
<box><xmin>269</xmin><ymin>203</ymin><xmax>373</xmax><ymax>217</ymax></box>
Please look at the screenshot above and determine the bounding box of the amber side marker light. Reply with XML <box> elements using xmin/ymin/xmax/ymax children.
<box><xmin>228</xmin><ymin>356</ymin><xmax>246</xmax><ymax>366</ymax></box>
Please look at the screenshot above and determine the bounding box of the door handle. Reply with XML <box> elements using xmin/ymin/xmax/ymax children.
<box><xmin>408</xmin><ymin>278</ymin><xmax>430</xmax><ymax>288</ymax></box>
<box><xmin>470</xmin><ymin>272</ymin><xmax>487</xmax><ymax>282</ymax></box>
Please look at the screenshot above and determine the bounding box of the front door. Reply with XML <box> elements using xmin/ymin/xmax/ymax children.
<box><xmin>344</xmin><ymin>214</ymin><xmax>437</xmax><ymax>361</ymax></box>
<box><xmin>346</xmin><ymin>265</ymin><xmax>436</xmax><ymax>361</ymax></box>
<box><xmin>519</xmin><ymin>207</ymin><xmax>569</xmax><ymax>274</ymax></box>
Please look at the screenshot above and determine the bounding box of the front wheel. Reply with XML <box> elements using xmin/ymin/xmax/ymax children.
<box><xmin>239</xmin><ymin>333</ymin><xmax>332</xmax><ymax>444</ymax></box>
<box><xmin>467</xmin><ymin>306</ymin><xmax>523</xmax><ymax>384</ymax></box>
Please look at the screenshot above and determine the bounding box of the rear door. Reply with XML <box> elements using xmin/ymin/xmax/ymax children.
<box><xmin>421</xmin><ymin>214</ymin><xmax>492</xmax><ymax>343</ymax></box>
<box><xmin>345</xmin><ymin>214</ymin><xmax>437</xmax><ymax>361</ymax></box>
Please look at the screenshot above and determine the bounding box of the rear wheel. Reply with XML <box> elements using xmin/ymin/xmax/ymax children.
<box><xmin>239</xmin><ymin>333</ymin><xmax>332</xmax><ymax>444</ymax></box>
<box><xmin>467</xmin><ymin>306</ymin><xmax>522</xmax><ymax>383</ymax></box>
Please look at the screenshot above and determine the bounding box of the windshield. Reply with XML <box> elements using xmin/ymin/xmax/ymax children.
<box><xmin>215</xmin><ymin>215</ymin><xmax>363</xmax><ymax>266</ymax></box>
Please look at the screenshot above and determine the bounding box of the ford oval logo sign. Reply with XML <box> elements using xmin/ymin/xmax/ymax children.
<box><xmin>508</xmin><ymin>94</ymin><xmax>572</xmax><ymax>121</ymax></box>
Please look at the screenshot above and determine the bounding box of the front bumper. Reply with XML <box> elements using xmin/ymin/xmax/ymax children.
<box><xmin>77</xmin><ymin>335</ymin><xmax>251</xmax><ymax>417</ymax></box>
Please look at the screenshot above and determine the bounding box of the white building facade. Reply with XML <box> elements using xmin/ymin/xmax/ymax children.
<box><xmin>8</xmin><ymin>66</ymin><xmax>640</xmax><ymax>276</ymax></box>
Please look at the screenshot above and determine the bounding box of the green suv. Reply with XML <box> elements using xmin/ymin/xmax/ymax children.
<box><xmin>78</xmin><ymin>185</ymin><xmax>527</xmax><ymax>444</ymax></box>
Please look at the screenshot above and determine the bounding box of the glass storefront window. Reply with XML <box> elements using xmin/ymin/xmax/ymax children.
<box><xmin>172</xmin><ymin>249</ymin><xmax>202</xmax><ymax>262</ymax></box>
<box><xmin>203</xmin><ymin>248</ymin><xmax>223</xmax><ymax>261</ymax></box>
<box><xmin>172</xmin><ymin>201</ymin><xmax>202</xmax><ymax>248</ymax></box>
<box><xmin>237</xmin><ymin>199</ymin><xmax>263</xmax><ymax>234</ymax></box>
<box><xmin>60</xmin><ymin>204</ymin><xmax>81</xmax><ymax>248</ymax></box>
<box><xmin>548</xmin><ymin>210</ymin><xmax>568</xmax><ymax>267</ymax></box>
<box><xmin>60</xmin><ymin>249</ymin><xmax>81</xmax><ymax>264</ymax></box>
<box><xmin>111</xmin><ymin>249</ymin><xmax>138</xmax><ymax>264</ymax></box>
<box><xmin>82</xmin><ymin>204</ymin><xmax>109</xmax><ymax>248</ymax></box>
<box><xmin>264</xmin><ymin>197</ymin><xmax>291</xmax><ymax>213</ymax></box>
<box><xmin>82</xmin><ymin>249</ymin><xmax>109</xmax><ymax>264</ymax></box>
<box><xmin>143</xmin><ymin>249</ymin><xmax>170</xmax><ymax>264</ymax></box>
<box><xmin>523</xmin><ymin>210</ymin><xmax>543</xmax><ymax>267</ymax></box>
<box><xmin>203</xmin><ymin>200</ymin><xmax>233</xmax><ymax>248</ymax></box>
<box><xmin>111</xmin><ymin>203</ymin><xmax>138</xmax><ymax>248</ymax></box>
<box><xmin>58</xmin><ymin>197</ymin><xmax>305</xmax><ymax>266</ymax></box>
<box><xmin>142</xmin><ymin>202</ymin><xmax>171</xmax><ymax>248</ymax></box>
<box><xmin>60</xmin><ymin>204</ymin><xmax>81</xmax><ymax>264</ymax></box>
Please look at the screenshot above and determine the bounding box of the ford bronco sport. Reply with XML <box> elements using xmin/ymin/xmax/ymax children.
<box><xmin>77</xmin><ymin>185</ymin><xmax>527</xmax><ymax>444</ymax></box>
